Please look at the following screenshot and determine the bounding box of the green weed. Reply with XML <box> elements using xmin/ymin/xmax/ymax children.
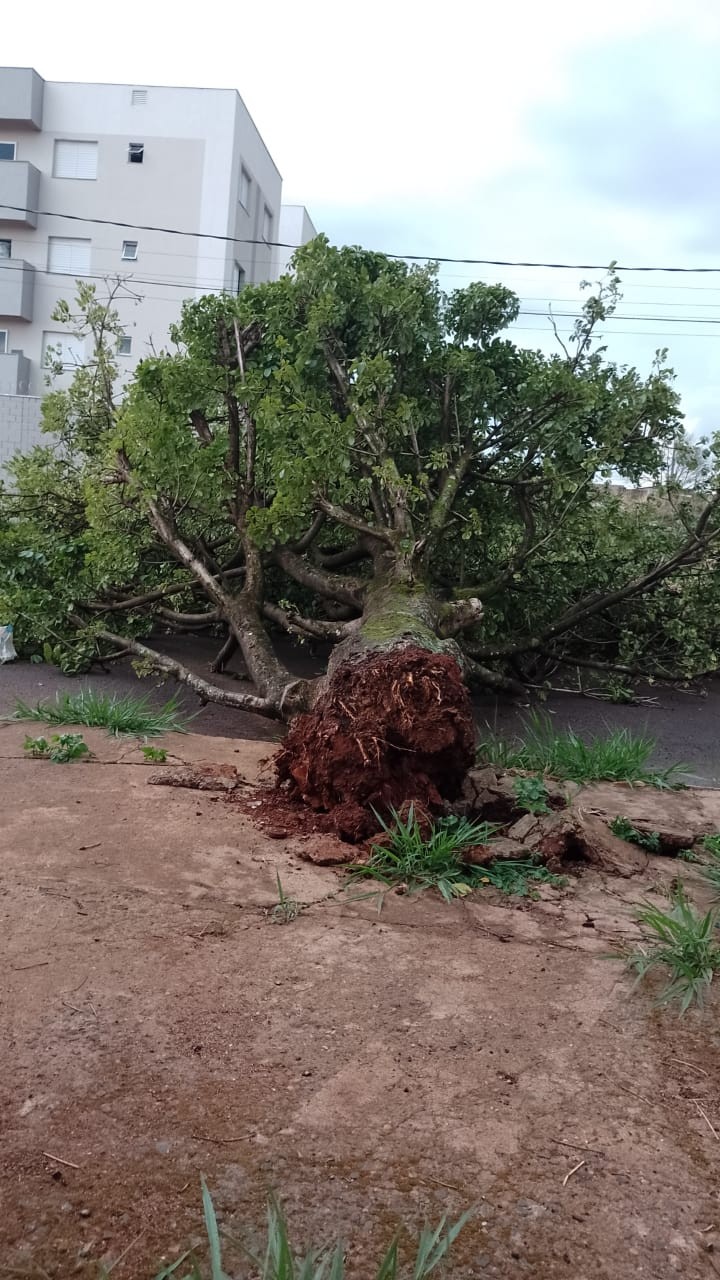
<box><xmin>477</xmin><ymin>711</ymin><xmax>686</xmax><ymax>788</ymax></box>
<box><xmin>620</xmin><ymin>888</ymin><xmax>720</xmax><ymax>1013</ymax></box>
<box><xmin>477</xmin><ymin>857</ymin><xmax>567</xmax><ymax>899</ymax></box>
<box><xmin>99</xmin><ymin>1180</ymin><xmax>472</xmax><ymax>1279</ymax></box>
<box><xmin>141</xmin><ymin>744</ymin><xmax>168</xmax><ymax>763</ymax></box>
<box><xmin>677</xmin><ymin>848</ymin><xmax>700</xmax><ymax>862</ymax></box>
<box><xmin>11</xmin><ymin>689</ymin><xmax>190</xmax><ymax>736</ymax></box>
<box><xmin>24</xmin><ymin>732</ymin><xmax>89</xmax><ymax>763</ymax></box>
<box><xmin>702</xmin><ymin>834</ymin><xmax>720</xmax><ymax>858</ymax></box>
<box><xmin>512</xmin><ymin>775</ymin><xmax>551</xmax><ymax>815</ymax></box>
<box><xmin>609</xmin><ymin>816</ymin><xmax>661</xmax><ymax>853</ymax></box>
<box><xmin>349</xmin><ymin>805</ymin><xmax>499</xmax><ymax>902</ymax></box>
<box><xmin>271</xmin><ymin>873</ymin><xmax>300</xmax><ymax>924</ymax></box>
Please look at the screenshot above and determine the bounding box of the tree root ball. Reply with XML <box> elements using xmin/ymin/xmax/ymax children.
<box><xmin>274</xmin><ymin>645</ymin><xmax>475</xmax><ymax>839</ymax></box>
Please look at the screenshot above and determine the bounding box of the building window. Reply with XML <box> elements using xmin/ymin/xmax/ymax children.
<box><xmin>121</xmin><ymin>240</ymin><xmax>138</xmax><ymax>261</ymax></box>
<box><xmin>0</xmin><ymin>142</ymin><xmax>16</xmax><ymax>161</ymax></box>
<box><xmin>0</xmin><ymin>239</ymin><xmax>11</xmax><ymax>259</ymax></box>
<box><xmin>0</xmin><ymin>330</ymin><xmax>8</xmax><ymax>355</ymax></box>
<box><xmin>239</xmin><ymin>168</ymin><xmax>251</xmax><ymax>210</ymax></box>
<box><xmin>53</xmin><ymin>140</ymin><xmax>98</xmax><ymax>180</ymax></box>
<box><xmin>128</xmin><ymin>142</ymin><xmax>144</xmax><ymax>164</ymax></box>
<box><xmin>118</xmin><ymin>335</ymin><xmax>132</xmax><ymax>356</ymax></box>
<box><xmin>131</xmin><ymin>89</ymin><xmax>148</xmax><ymax>106</ymax></box>
<box><xmin>232</xmin><ymin>262</ymin><xmax>246</xmax><ymax>294</ymax></box>
<box><xmin>47</xmin><ymin>237</ymin><xmax>91</xmax><ymax>276</ymax></box>
<box><xmin>42</xmin><ymin>331</ymin><xmax>85</xmax><ymax>370</ymax></box>
<box><xmin>262</xmin><ymin>206</ymin><xmax>273</xmax><ymax>244</ymax></box>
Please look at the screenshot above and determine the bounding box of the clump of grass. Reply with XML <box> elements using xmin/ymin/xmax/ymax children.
<box><xmin>620</xmin><ymin>887</ymin><xmax>720</xmax><ymax>1013</ymax></box>
<box><xmin>141</xmin><ymin>744</ymin><xmax>168</xmax><ymax>763</ymax></box>
<box><xmin>99</xmin><ymin>1179</ymin><xmax>472</xmax><ymax>1279</ymax></box>
<box><xmin>609</xmin><ymin>816</ymin><xmax>661</xmax><ymax>853</ymax></box>
<box><xmin>349</xmin><ymin>805</ymin><xmax>499</xmax><ymax>902</ymax></box>
<box><xmin>11</xmin><ymin>689</ymin><xmax>190</xmax><ymax>737</ymax></box>
<box><xmin>23</xmin><ymin>732</ymin><xmax>89</xmax><ymax>763</ymax></box>
<box><xmin>477</xmin><ymin>711</ymin><xmax>686</xmax><ymax>788</ymax></box>
<box><xmin>478</xmin><ymin>857</ymin><xmax>567</xmax><ymax>899</ymax></box>
<box><xmin>512</xmin><ymin>774</ymin><xmax>551</xmax><ymax>815</ymax></box>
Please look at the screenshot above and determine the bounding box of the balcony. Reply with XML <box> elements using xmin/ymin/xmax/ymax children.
<box><xmin>0</xmin><ymin>350</ymin><xmax>31</xmax><ymax>395</ymax></box>
<box><xmin>0</xmin><ymin>161</ymin><xmax>40</xmax><ymax>228</ymax></box>
<box><xmin>0</xmin><ymin>68</ymin><xmax>44</xmax><ymax>130</ymax></box>
<box><xmin>0</xmin><ymin>259</ymin><xmax>35</xmax><ymax>320</ymax></box>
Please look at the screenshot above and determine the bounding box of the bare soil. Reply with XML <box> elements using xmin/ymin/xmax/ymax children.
<box><xmin>2</xmin><ymin>721</ymin><xmax>720</xmax><ymax>1278</ymax></box>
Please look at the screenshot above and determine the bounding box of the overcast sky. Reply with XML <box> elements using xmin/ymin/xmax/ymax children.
<box><xmin>6</xmin><ymin>0</ymin><xmax>720</xmax><ymax>439</ymax></box>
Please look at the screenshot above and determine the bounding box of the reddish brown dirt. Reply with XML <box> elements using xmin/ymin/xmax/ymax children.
<box><xmin>275</xmin><ymin>646</ymin><xmax>475</xmax><ymax>838</ymax></box>
<box><xmin>2</xmin><ymin>722</ymin><xmax>720</xmax><ymax>1278</ymax></box>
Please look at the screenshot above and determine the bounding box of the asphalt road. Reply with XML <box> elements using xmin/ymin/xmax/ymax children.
<box><xmin>1</xmin><ymin>634</ymin><xmax>718</xmax><ymax>785</ymax></box>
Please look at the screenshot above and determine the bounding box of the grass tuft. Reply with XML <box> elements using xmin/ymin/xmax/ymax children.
<box><xmin>477</xmin><ymin>711</ymin><xmax>686</xmax><ymax>788</ymax></box>
<box><xmin>700</xmin><ymin>834</ymin><xmax>720</xmax><ymax>896</ymax></box>
<box><xmin>99</xmin><ymin>1182</ymin><xmax>472</xmax><ymax>1279</ymax></box>
<box><xmin>620</xmin><ymin>887</ymin><xmax>720</xmax><ymax>1013</ymax></box>
<box><xmin>609</xmin><ymin>816</ymin><xmax>661</xmax><ymax>853</ymax></box>
<box><xmin>476</xmin><ymin>857</ymin><xmax>567</xmax><ymax>899</ymax></box>
<box><xmin>349</xmin><ymin>805</ymin><xmax>499</xmax><ymax>902</ymax></box>
<box><xmin>11</xmin><ymin>689</ymin><xmax>191</xmax><ymax>737</ymax></box>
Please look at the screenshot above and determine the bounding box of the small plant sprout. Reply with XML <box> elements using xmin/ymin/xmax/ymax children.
<box><xmin>677</xmin><ymin>848</ymin><xmax>700</xmax><ymax>863</ymax></box>
<box><xmin>271</xmin><ymin>872</ymin><xmax>300</xmax><ymax>924</ymax></box>
<box><xmin>24</xmin><ymin>733</ymin><xmax>89</xmax><ymax>763</ymax></box>
<box><xmin>477</xmin><ymin>857</ymin><xmax>567</xmax><ymax>900</ymax></box>
<box><xmin>512</xmin><ymin>775</ymin><xmax>551</xmax><ymax>815</ymax></box>
<box><xmin>141</xmin><ymin>744</ymin><xmax>168</xmax><ymax>763</ymax></box>
<box><xmin>620</xmin><ymin>887</ymin><xmax>720</xmax><ymax>1013</ymax></box>
<box><xmin>609</xmin><ymin>816</ymin><xmax>661</xmax><ymax>853</ymax></box>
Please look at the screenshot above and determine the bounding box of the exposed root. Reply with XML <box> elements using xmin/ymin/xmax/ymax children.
<box><xmin>274</xmin><ymin>646</ymin><xmax>475</xmax><ymax>839</ymax></box>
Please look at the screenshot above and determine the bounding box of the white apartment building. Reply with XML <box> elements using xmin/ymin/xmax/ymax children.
<box><xmin>0</xmin><ymin>66</ymin><xmax>316</xmax><ymax>443</ymax></box>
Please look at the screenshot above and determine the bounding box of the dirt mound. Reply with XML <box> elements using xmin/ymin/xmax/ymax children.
<box><xmin>274</xmin><ymin>646</ymin><xmax>475</xmax><ymax>840</ymax></box>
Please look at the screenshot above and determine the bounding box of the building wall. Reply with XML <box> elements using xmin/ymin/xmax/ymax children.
<box><xmin>0</xmin><ymin>392</ymin><xmax>42</xmax><ymax>465</ymax></box>
<box><xmin>274</xmin><ymin>205</ymin><xmax>318</xmax><ymax>277</ymax></box>
<box><xmin>0</xmin><ymin>74</ymin><xmax>284</xmax><ymax>394</ymax></box>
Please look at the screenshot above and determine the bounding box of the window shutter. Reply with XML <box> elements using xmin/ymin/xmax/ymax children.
<box><xmin>47</xmin><ymin>238</ymin><xmax>91</xmax><ymax>275</ymax></box>
<box><xmin>53</xmin><ymin>140</ymin><xmax>98</xmax><ymax>180</ymax></box>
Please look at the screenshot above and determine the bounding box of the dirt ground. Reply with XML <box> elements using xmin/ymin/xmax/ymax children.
<box><xmin>2</xmin><ymin>723</ymin><xmax>720</xmax><ymax>1278</ymax></box>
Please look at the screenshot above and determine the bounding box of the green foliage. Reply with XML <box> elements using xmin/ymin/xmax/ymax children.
<box><xmin>677</xmin><ymin>848</ymin><xmax>700</xmax><ymax>862</ymax></box>
<box><xmin>1</xmin><ymin>249</ymin><xmax>718</xmax><ymax>694</ymax></box>
<box><xmin>11</xmin><ymin>689</ymin><xmax>189</xmax><ymax>736</ymax></box>
<box><xmin>512</xmin><ymin>774</ymin><xmax>551</xmax><ymax>815</ymax></box>
<box><xmin>476</xmin><ymin>857</ymin><xmax>567</xmax><ymax>899</ymax></box>
<box><xmin>609</xmin><ymin>816</ymin><xmax>661</xmax><ymax>853</ymax></box>
<box><xmin>478</xmin><ymin>712</ymin><xmax>687</xmax><ymax>787</ymax></box>
<box><xmin>349</xmin><ymin>805</ymin><xmax>499</xmax><ymax>901</ymax></box>
<box><xmin>141</xmin><ymin>745</ymin><xmax>168</xmax><ymax>763</ymax></box>
<box><xmin>24</xmin><ymin>732</ymin><xmax>89</xmax><ymax>763</ymax></box>
<box><xmin>102</xmin><ymin>1182</ymin><xmax>471</xmax><ymax>1279</ymax></box>
<box><xmin>620</xmin><ymin>888</ymin><xmax>720</xmax><ymax>1013</ymax></box>
<box><xmin>702</xmin><ymin>834</ymin><xmax>720</xmax><ymax>858</ymax></box>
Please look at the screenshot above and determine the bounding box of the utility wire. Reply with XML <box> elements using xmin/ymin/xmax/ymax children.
<box><xmin>3</xmin><ymin>201</ymin><xmax>720</xmax><ymax>274</ymax></box>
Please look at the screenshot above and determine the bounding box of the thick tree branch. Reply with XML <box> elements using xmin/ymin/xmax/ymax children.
<box><xmin>86</xmin><ymin>626</ymin><xmax>284</xmax><ymax>718</ymax></box>
<box><xmin>315</xmin><ymin>496</ymin><xmax>393</xmax><ymax>544</ymax></box>
<box><xmin>273</xmin><ymin>547</ymin><xmax>366</xmax><ymax>608</ymax></box>
<box><xmin>262</xmin><ymin>602</ymin><xmax>356</xmax><ymax>642</ymax></box>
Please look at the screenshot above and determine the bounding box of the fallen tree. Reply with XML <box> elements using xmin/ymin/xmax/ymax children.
<box><xmin>1</xmin><ymin>253</ymin><xmax>719</xmax><ymax>816</ymax></box>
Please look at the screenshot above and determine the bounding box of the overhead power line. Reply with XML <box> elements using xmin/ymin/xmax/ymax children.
<box><xmin>3</xmin><ymin>201</ymin><xmax>720</xmax><ymax>274</ymax></box>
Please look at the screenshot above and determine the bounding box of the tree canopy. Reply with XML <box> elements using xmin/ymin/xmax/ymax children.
<box><xmin>1</xmin><ymin>241</ymin><xmax>718</xmax><ymax>713</ymax></box>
